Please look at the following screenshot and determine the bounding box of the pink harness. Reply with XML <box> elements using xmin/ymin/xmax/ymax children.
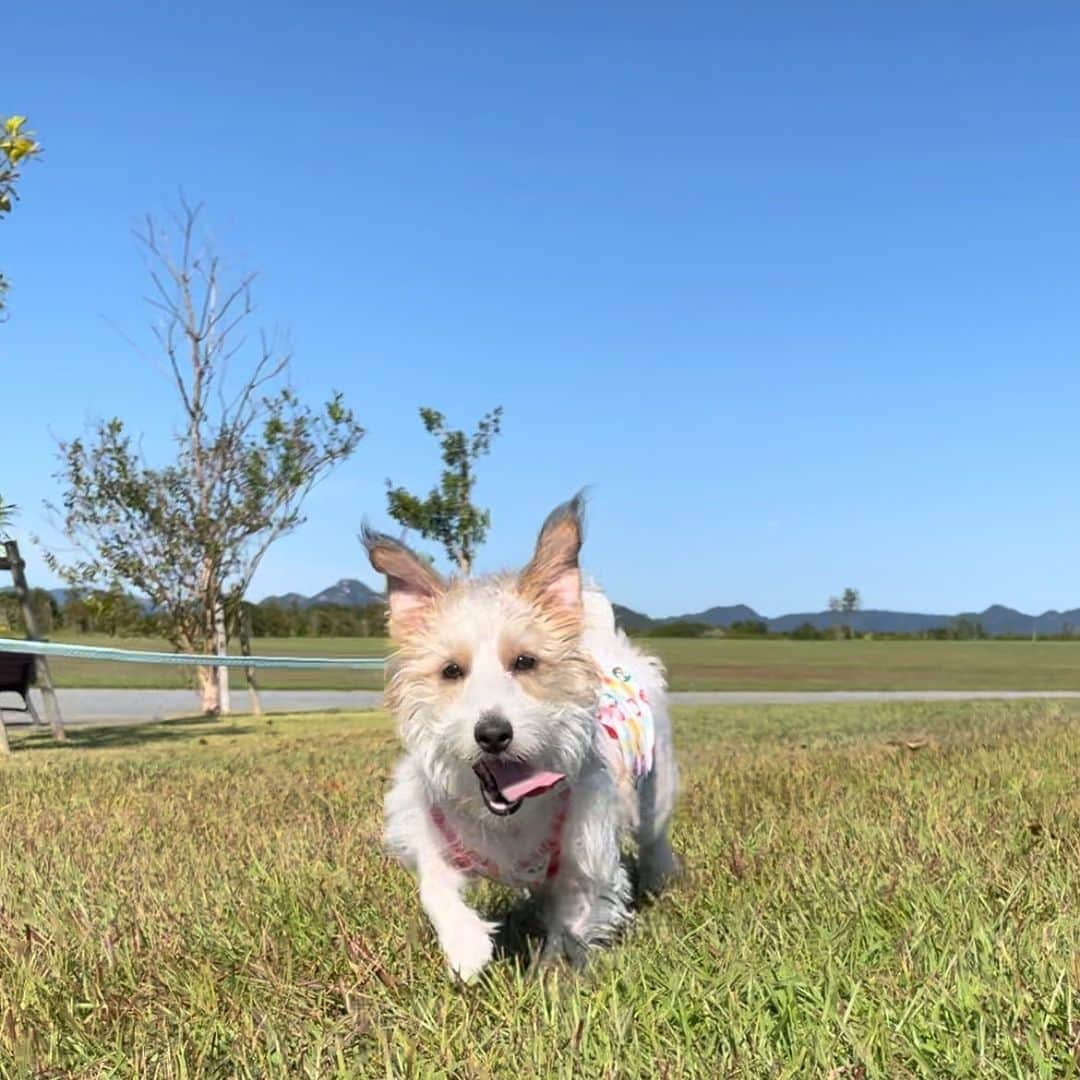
<box><xmin>429</xmin><ymin>786</ymin><xmax>571</xmax><ymax>886</ymax></box>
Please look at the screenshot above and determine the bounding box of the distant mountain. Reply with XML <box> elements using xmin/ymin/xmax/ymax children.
<box><xmin>260</xmin><ymin>579</ymin><xmax>384</xmax><ymax>609</ymax></box>
<box><xmin>955</xmin><ymin>605</ymin><xmax>1080</xmax><ymax>637</ymax></box>
<box><xmin>311</xmin><ymin>579</ymin><xmax>383</xmax><ymax>607</ymax></box>
<box><xmin>613</xmin><ymin>601</ymin><xmax>1080</xmax><ymax>637</ymax></box>
<box><xmin>766</xmin><ymin>609</ymin><xmax>952</xmax><ymax>634</ymax></box>
<box><xmin>15</xmin><ymin>577</ymin><xmax>1080</xmax><ymax>638</ymax></box>
<box><xmin>663</xmin><ymin>604</ymin><xmax>765</xmax><ymax>628</ymax></box>
<box><xmin>764</xmin><ymin>605</ymin><xmax>1080</xmax><ymax>636</ymax></box>
<box><xmin>965</xmin><ymin>604</ymin><xmax>1026</xmax><ymax>637</ymax></box>
<box><xmin>259</xmin><ymin>591</ymin><xmax>311</xmax><ymax>609</ymax></box>
<box><xmin>611</xmin><ymin>604</ymin><xmax>653</xmax><ymax>632</ymax></box>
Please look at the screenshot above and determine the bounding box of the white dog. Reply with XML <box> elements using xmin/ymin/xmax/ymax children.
<box><xmin>363</xmin><ymin>495</ymin><xmax>678</xmax><ymax>981</ymax></box>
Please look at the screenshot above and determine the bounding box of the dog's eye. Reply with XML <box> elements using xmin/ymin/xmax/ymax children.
<box><xmin>512</xmin><ymin>654</ymin><xmax>537</xmax><ymax>673</ymax></box>
<box><xmin>441</xmin><ymin>662</ymin><xmax>465</xmax><ymax>681</ymax></box>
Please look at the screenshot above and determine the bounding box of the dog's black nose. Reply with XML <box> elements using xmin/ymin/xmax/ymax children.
<box><xmin>474</xmin><ymin>712</ymin><xmax>513</xmax><ymax>754</ymax></box>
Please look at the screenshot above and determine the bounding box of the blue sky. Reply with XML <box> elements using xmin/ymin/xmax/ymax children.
<box><xmin>4</xmin><ymin>2</ymin><xmax>1080</xmax><ymax>617</ymax></box>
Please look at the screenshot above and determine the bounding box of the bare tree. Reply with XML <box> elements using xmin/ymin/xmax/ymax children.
<box><xmin>44</xmin><ymin>202</ymin><xmax>364</xmax><ymax>713</ymax></box>
<box><xmin>827</xmin><ymin>594</ymin><xmax>843</xmax><ymax>640</ymax></box>
<box><xmin>0</xmin><ymin>496</ymin><xmax>14</xmax><ymax>538</ymax></box>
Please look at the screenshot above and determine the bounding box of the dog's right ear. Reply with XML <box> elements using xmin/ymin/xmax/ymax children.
<box><xmin>361</xmin><ymin>526</ymin><xmax>445</xmax><ymax>638</ymax></box>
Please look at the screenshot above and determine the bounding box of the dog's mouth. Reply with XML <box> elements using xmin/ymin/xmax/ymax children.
<box><xmin>472</xmin><ymin>758</ymin><xmax>565</xmax><ymax>817</ymax></box>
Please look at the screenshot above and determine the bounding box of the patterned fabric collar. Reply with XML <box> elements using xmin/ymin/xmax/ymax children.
<box><xmin>597</xmin><ymin>666</ymin><xmax>655</xmax><ymax>783</ymax></box>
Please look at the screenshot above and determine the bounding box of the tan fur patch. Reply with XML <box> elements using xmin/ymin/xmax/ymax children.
<box><xmin>384</xmin><ymin>587</ymin><xmax>470</xmax><ymax>716</ymax></box>
<box><xmin>498</xmin><ymin>611</ymin><xmax>599</xmax><ymax>709</ymax></box>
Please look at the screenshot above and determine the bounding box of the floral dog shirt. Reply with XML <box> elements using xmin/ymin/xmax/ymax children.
<box><xmin>597</xmin><ymin>666</ymin><xmax>655</xmax><ymax>784</ymax></box>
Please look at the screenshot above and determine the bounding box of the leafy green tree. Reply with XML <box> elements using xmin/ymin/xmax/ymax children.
<box><xmin>44</xmin><ymin>202</ymin><xmax>364</xmax><ymax>714</ymax></box>
<box><xmin>81</xmin><ymin>586</ymin><xmax>145</xmax><ymax>637</ymax></box>
<box><xmin>2</xmin><ymin>115</ymin><xmax>41</xmax><ymax>521</ymax></box>
<box><xmin>0</xmin><ymin>115</ymin><xmax>42</xmax><ymax>315</ymax></box>
<box><xmin>829</xmin><ymin>587</ymin><xmax>861</xmax><ymax>639</ymax></box>
<box><xmin>0</xmin><ymin>586</ymin><xmax>56</xmax><ymax>635</ymax></box>
<box><xmin>385</xmin><ymin>406</ymin><xmax>503</xmax><ymax>574</ymax></box>
<box><xmin>827</xmin><ymin>595</ymin><xmax>844</xmax><ymax>639</ymax></box>
<box><xmin>841</xmin><ymin>587</ymin><xmax>861</xmax><ymax>638</ymax></box>
<box><xmin>950</xmin><ymin>617</ymin><xmax>986</xmax><ymax>641</ymax></box>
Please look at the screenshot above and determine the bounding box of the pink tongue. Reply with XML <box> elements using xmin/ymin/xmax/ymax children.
<box><xmin>486</xmin><ymin>759</ymin><xmax>565</xmax><ymax>802</ymax></box>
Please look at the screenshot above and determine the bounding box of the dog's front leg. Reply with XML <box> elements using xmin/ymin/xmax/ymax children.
<box><xmin>539</xmin><ymin>872</ymin><xmax>597</xmax><ymax>969</ymax></box>
<box><xmin>539</xmin><ymin>799</ymin><xmax>631</xmax><ymax>969</ymax></box>
<box><xmin>415</xmin><ymin>842</ymin><xmax>496</xmax><ymax>983</ymax></box>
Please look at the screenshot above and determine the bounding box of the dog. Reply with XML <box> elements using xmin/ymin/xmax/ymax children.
<box><xmin>362</xmin><ymin>495</ymin><xmax>678</xmax><ymax>980</ymax></box>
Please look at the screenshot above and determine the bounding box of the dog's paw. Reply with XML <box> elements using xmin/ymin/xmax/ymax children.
<box><xmin>637</xmin><ymin>841</ymin><xmax>681</xmax><ymax>897</ymax></box>
<box><xmin>540</xmin><ymin>929</ymin><xmax>589</xmax><ymax>971</ymax></box>
<box><xmin>442</xmin><ymin>918</ymin><xmax>495</xmax><ymax>983</ymax></box>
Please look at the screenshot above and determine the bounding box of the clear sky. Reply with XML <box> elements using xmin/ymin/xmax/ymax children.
<box><xmin>4</xmin><ymin>2</ymin><xmax>1080</xmax><ymax>618</ymax></box>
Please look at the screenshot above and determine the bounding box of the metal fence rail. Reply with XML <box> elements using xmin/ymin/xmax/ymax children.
<box><xmin>0</xmin><ymin>637</ymin><xmax>386</xmax><ymax>670</ymax></box>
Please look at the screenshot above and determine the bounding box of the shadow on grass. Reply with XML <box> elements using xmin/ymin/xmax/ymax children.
<box><xmin>490</xmin><ymin>855</ymin><xmax>666</xmax><ymax>973</ymax></box>
<box><xmin>492</xmin><ymin>896</ymin><xmax>547</xmax><ymax>970</ymax></box>
<box><xmin>8</xmin><ymin>714</ymin><xmax>259</xmax><ymax>753</ymax></box>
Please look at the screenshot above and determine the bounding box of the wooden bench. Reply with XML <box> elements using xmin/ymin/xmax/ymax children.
<box><xmin>0</xmin><ymin>651</ymin><xmax>42</xmax><ymax>725</ymax></box>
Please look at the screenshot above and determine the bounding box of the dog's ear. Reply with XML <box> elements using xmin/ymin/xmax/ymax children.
<box><xmin>361</xmin><ymin>526</ymin><xmax>445</xmax><ymax>638</ymax></box>
<box><xmin>519</xmin><ymin>493</ymin><xmax>585</xmax><ymax>615</ymax></box>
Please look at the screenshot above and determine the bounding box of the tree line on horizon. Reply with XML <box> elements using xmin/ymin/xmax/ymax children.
<box><xmin>634</xmin><ymin>616</ymin><xmax>1001</xmax><ymax>642</ymax></box>
<box><xmin>0</xmin><ymin>587</ymin><xmax>388</xmax><ymax>640</ymax></box>
<box><xmin>6</xmin><ymin>586</ymin><xmax>1076</xmax><ymax>643</ymax></box>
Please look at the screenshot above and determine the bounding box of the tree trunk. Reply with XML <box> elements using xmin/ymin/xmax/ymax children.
<box><xmin>213</xmin><ymin>598</ymin><xmax>230</xmax><ymax>716</ymax></box>
<box><xmin>197</xmin><ymin>665</ymin><xmax>220</xmax><ymax>715</ymax></box>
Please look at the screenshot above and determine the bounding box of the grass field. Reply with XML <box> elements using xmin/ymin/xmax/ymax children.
<box><xmin>39</xmin><ymin>634</ymin><xmax>389</xmax><ymax>691</ymax></box>
<box><xmin>1</xmin><ymin>702</ymin><xmax>1077</xmax><ymax>1076</ymax></box>
<box><xmin>30</xmin><ymin>632</ymin><xmax>1080</xmax><ymax>692</ymax></box>
<box><xmin>647</xmin><ymin>637</ymin><xmax>1080</xmax><ymax>691</ymax></box>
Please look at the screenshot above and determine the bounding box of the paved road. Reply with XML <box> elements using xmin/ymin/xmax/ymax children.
<box><xmin>5</xmin><ymin>687</ymin><xmax>1080</xmax><ymax>725</ymax></box>
<box><xmin>672</xmin><ymin>689</ymin><xmax>1080</xmax><ymax>704</ymax></box>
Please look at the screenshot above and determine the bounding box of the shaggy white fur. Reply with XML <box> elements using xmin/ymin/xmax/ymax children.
<box><xmin>365</xmin><ymin>497</ymin><xmax>678</xmax><ymax>981</ymax></box>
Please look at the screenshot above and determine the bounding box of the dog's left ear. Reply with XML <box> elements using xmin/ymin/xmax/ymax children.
<box><xmin>361</xmin><ymin>526</ymin><xmax>445</xmax><ymax>638</ymax></box>
<box><xmin>519</xmin><ymin>493</ymin><xmax>585</xmax><ymax>615</ymax></box>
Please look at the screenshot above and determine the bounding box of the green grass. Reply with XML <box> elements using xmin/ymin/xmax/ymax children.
<box><xmin>642</xmin><ymin>637</ymin><xmax>1080</xmax><ymax>691</ymax></box>
<box><xmin>29</xmin><ymin>631</ymin><xmax>1080</xmax><ymax>691</ymax></box>
<box><xmin>39</xmin><ymin>633</ymin><xmax>388</xmax><ymax>691</ymax></box>
<box><xmin>1</xmin><ymin>702</ymin><xmax>1077</xmax><ymax>1076</ymax></box>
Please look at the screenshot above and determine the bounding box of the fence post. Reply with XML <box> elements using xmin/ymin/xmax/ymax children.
<box><xmin>3</xmin><ymin>540</ymin><xmax>65</xmax><ymax>741</ymax></box>
<box><xmin>239</xmin><ymin>609</ymin><xmax>263</xmax><ymax>717</ymax></box>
